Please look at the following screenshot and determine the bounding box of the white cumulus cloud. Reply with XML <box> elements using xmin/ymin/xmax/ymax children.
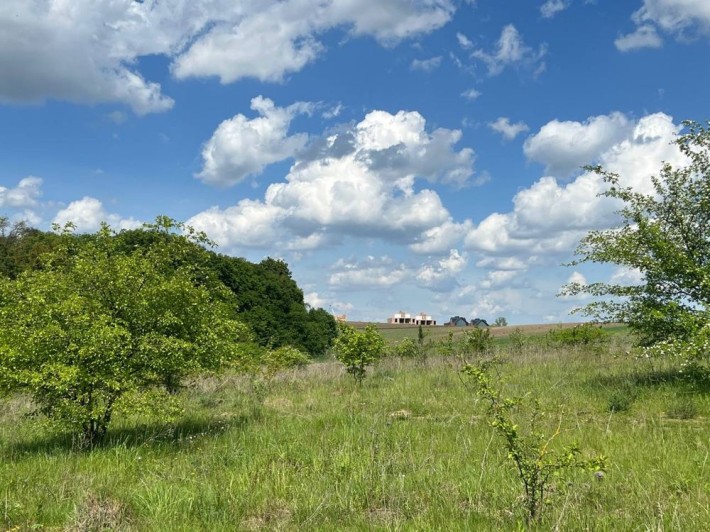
<box><xmin>466</xmin><ymin>113</ymin><xmax>687</xmax><ymax>264</ymax></box>
<box><xmin>0</xmin><ymin>0</ymin><xmax>455</xmax><ymax>113</ymax></box>
<box><xmin>523</xmin><ymin>112</ymin><xmax>633</xmax><ymax>177</ymax></box>
<box><xmin>634</xmin><ymin>0</ymin><xmax>710</xmax><ymax>35</ymax></box>
<box><xmin>189</xmin><ymin>108</ymin><xmax>476</xmax><ymax>253</ymax></box>
<box><xmin>53</xmin><ymin>197</ymin><xmax>141</xmax><ymax>233</ymax></box>
<box><xmin>329</xmin><ymin>256</ymin><xmax>409</xmax><ymax>289</ymax></box>
<box><xmin>197</xmin><ymin>96</ymin><xmax>311</xmax><ymax>187</ymax></box>
<box><xmin>410</xmin><ymin>56</ymin><xmax>442</xmax><ymax>72</ymax></box>
<box><xmin>0</xmin><ymin>177</ymin><xmax>42</xmax><ymax>208</ymax></box>
<box><xmin>416</xmin><ymin>249</ymin><xmax>467</xmax><ymax>291</ymax></box>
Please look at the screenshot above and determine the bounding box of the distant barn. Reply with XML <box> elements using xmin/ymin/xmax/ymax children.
<box><xmin>470</xmin><ymin>318</ymin><xmax>490</xmax><ymax>328</ymax></box>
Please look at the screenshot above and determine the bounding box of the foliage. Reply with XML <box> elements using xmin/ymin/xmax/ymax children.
<box><xmin>333</xmin><ymin>323</ymin><xmax>386</xmax><ymax>383</ymax></box>
<box><xmin>436</xmin><ymin>328</ymin><xmax>492</xmax><ymax>361</ymax></box>
<box><xmin>389</xmin><ymin>336</ymin><xmax>431</xmax><ymax>365</ymax></box>
<box><xmin>0</xmin><ymin>218</ymin><xmax>251</xmax><ymax>445</ymax></box>
<box><xmin>260</xmin><ymin>345</ymin><xmax>311</xmax><ymax>376</ymax></box>
<box><xmin>508</xmin><ymin>327</ymin><xmax>527</xmax><ymax>354</ymax></box>
<box><xmin>206</xmin><ymin>254</ymin><xmax>337</xmax><ymax>356</ymax></box>
<box><xmin>0</xmin><ymin>217</ymin><xmax>61</xmax><ymax>279</ymax></box>
<box><xmin>638</xmin><ymin>321</ymin><xmax>710</xmax><ymax>376</ymax></box>
<box><xmin>462</xmin><ymin>358</ymin><xmax>607</xmax><ymax>521</ymax></box>
<box><xmin>461</xmin><ymin>327</ymin><xmax>493</xmax><ymax>357</ymax></box>
<box><xmin>547</xmin><ymin>323</ymin><xmax>610</xmax><ymax>347</ymax></box>
<box><xmin>0</xmin><ymin>218</ymin><xmax>338</xmax><ymax>358</ymax></box>
<box><xmin>606</xmin><ymin>383</ymin><xmax>638</xmax><ymax>413</ymax></box>
<box><xmin>563</xmin><ymin>121</ymin><xmax>710</xmax><ymax>346</ymax></box>
<box><xmin>390</xmin><ymin>337</ymin><xmax>419</xmax><ymax>358</ymax></box>
<box><xmin>3</xmin><ymin>331</ymin><xmax>710</xmax><ymax>530</ymax></box>
<box><xmin>493</xmin><ymin>316</ymin><xmax>508</xmax><ymax>327</ymax></box>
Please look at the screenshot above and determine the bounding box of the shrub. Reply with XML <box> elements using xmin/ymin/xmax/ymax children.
<box><xmin>0</xmin><ymin>218</ymin><xmax>252</xmax><ymax>446</ymax></box>
<box><xmin>463</xmin><ymin>358</ymin><xmax>607</xmax><ymax>522</ymax></box>
<box><xmin>547</xmin><ymin>323</ymin><xmax>609</xmax><ymax>348</ymax></box>
<box><xmin>333</xmin><ymin>323</ymin><xmax>386</xmax><ymax>383</ymax></box>
<box><xmin>260</xmin><ymin>345</ymin><xmax>311</xmax><ymax>376</ymax></box>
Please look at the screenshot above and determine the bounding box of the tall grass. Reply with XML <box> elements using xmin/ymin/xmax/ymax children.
<box><xmin>1</xmin><ymin>331</ymin><xmax>709</xmax><ymax>530</ymax></box>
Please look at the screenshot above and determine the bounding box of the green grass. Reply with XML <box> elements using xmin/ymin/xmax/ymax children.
<box><xmin>2</xmin><ymin>336</ymin><xmax>709</xmax><ymax>530</ymax></box>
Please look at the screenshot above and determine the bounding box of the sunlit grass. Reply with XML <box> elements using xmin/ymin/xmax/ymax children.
<box><xmin>2</xmin><ymin>333</ymin><xmax>709</xmax><ymax>530</ymax></box>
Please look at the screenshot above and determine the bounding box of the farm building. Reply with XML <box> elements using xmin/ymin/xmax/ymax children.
<box><xmin>470</xmin><ymin>318</ymin><xmax>490</xmax><ymax>328</ymax></box>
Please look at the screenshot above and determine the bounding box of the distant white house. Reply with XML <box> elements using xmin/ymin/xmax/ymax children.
<box><xmin>387</xmin><ymin>311</ymin><xmax>436</xmax><ymax>326</ymax></box>
<box><xmin>388</xmin><ymin>310</ymin><xmax>412</xmax><ymax>324</ymax></box>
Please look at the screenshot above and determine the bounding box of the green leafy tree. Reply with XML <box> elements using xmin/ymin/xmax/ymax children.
<box><xmin>206</xmin><ymin>254</ymin><xmax>337</xmax><ymax>356</ymax></box>
<box><xmin>563</xmin><ymin>121</ymin><xmax>710</xmax><ymax>346</ymax></box>
<box><xmin>333</xmin><ymin>323</ymin><xmax>385</xmax><ymax>383</ymax></box>
<box><xmin>493</xmin><ymin>316</ymin><xmax>508</xmax><ymax>327</ymax></box>
<box><xmin>0</xmin><ymin>218</ymin><xmax>251</xmax><ymax>445</ymax></box>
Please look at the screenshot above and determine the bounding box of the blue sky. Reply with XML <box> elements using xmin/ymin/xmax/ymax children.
<box><xmin>1</xmin><ymin>0</ymin><xmax>709</xmax><ymax>324</ymax></box>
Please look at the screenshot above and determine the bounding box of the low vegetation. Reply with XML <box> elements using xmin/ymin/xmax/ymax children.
<box><xmin>1</xmin><ymin>326</ymin><xmax>708</xmax><ymax>530</ymax></box>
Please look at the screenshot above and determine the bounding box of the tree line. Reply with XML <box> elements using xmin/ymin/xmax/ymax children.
<box><xmin>0</xmin><ymin>216</ymin><xmax>336</xmax><ymax>358</ymax></box>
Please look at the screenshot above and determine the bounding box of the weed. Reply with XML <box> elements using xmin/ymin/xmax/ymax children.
<box><xmin>666</xmin><ymin>395</ymin><xmax>698</xmax><ymax>420</ymax></box>
<box><xmin>606</xmin><ymin>384</ymin><xmax>638</xmax><ymax>413</ymax></box>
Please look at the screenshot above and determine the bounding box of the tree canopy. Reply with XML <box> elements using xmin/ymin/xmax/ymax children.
<box><xmin>0</xmin><ymin>217</ymin><xmax>337</xmax><ymax>358</ymax></box>
<box><xmin>0</xmin><ymin>219</ymin><xmax>252</xmax><ymax>444</ymax></box>
<box><xmin>563</xmin><ymin>120</ymin><xmax>710</xmax><ymax>346</ymax></box>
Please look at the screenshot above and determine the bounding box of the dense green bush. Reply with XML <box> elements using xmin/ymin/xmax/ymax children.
<box><xmin>547</xmin><ymin>323</ymin><xmax>609</xmax><ymax>347</ymax></box>
<box><xmin>333</xmin><ymin>324</ymin><xmax>386</xmax><ymax>383</ymax></box>
<box><xmin>0</xmin><ymin>219</ymin><xmax>252</xmax><ymax>445</ymax></box>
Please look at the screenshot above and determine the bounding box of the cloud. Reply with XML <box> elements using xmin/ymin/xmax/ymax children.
<box><xmin>409</xmin><ymin>220</ymin><xmax>473</xmax><ymax>254</ymax></box>
<box><xmin>479</xmin><ymin>269</ymin><xmax>521</xmax><ymax>289</ymax></box>
<box><xmin>610</xmin><ymin>266</ymin><xmax>645</xmax><ymax>285</ymax></box>
<box><xmin>523</xmin><ymin>112</ymin><xmax>633</xmax><ymax>177</ymax></box>
<box><xmin>329</xmin><ymin>256</ymin><xmax>409</xmax><ymax>289</ymax></box>
<box><xmin>617</xmin><ymin>0</ymin><xmax>710</xmax><ymax>51</ymax></box>
<box><xmin>475</xmin><ymin>256</ymin><xmax>527</xmax><ymax>270</ymax></box>
<box><xmin>197</xmin><ymin>96</ymin><xmax>311</xmax><ymax>187</ymax></box>
<box><xmin>488</xmin><ymin>117</ymin><xmax>529</xmax><ymax>140</ymax></box>
<box><xmin>540</xmin><ymin>0</ymin><xmax>569</xmax><ymax>19</ymax></box>
<box><xmin>0</xmin><ymin>0</ymin><xmax>455</xmax><ymax>113</ymax></box>
<box><xmin>0</xmin><ymin>176</ymin><xmax>42</xmax><ymax>208</ymax></box>
<box><xmin>615</xmin><ymin>24</ymin><xmax>663</xmax><ymax>51</ymax></box>
<box><xmin>472</xmin><ymin>24</ymin><xmax>547</xmax><ymax>76</ymax></box>
<box><xmin>416</xmin><ymin>249</ymin><xmax>467</xmax><ymax>291</ymax></box>
<box><xmin>171</xmin><ymin>0</ymin><xmax>455</xmax><ymax>83</ymax></box>
<box><xmin>633</xmin><ymin>0</ymin><xmax>710</xmax><ymax>36</ymax></box>
<box><xmin>189</xmin><ymin>107</ymin><xmax>476</xmax><ymax>253</ymax></box>
<box><xmin>0</xmin><ymin>0</ymin><xmax>176</xmax><ymax>114</ymax></box>
<box><xmin>465</xmin><ymin>113</ymin><xmax>686</xmax><ymax>263</ymax></box>
<box><xmin>303</xmin><ymin>291</ymin><xmax>353</xmax><ymax>313</ymax></box>
<box><xmin>410</xmin><ymin>56</ymin><xmax>442</xmax><ymax>72</ymax></box>
<box><xmin>53</xmin><ymin>197</ymin><xmax>141</xmax><ymax>233</ymax></box>
<box><xmin>461</xmin><ymin>88</ymin><xmax>482</xmax><ymax>100</ymax></box>
<box><xmin>457</xmin><ymin>32</ymin><xmax>474</xmax><ymax>49</ymax></box>
<box><xmin>322</xmin><ymin>103</ymin><xmax>343</xmax><ymax>120</ymax></box>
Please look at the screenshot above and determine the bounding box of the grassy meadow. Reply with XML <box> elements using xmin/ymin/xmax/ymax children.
<box><xmin>1</xmin><ymin>326</ymin><xmax>709</xmax><ymax>530</ymax></box>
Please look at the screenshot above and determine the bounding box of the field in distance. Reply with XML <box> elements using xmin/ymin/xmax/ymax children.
<box><xmin>349</xmin><ymin>321</ymin><xmax>627</xmax><ymax>343</ymax></box>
